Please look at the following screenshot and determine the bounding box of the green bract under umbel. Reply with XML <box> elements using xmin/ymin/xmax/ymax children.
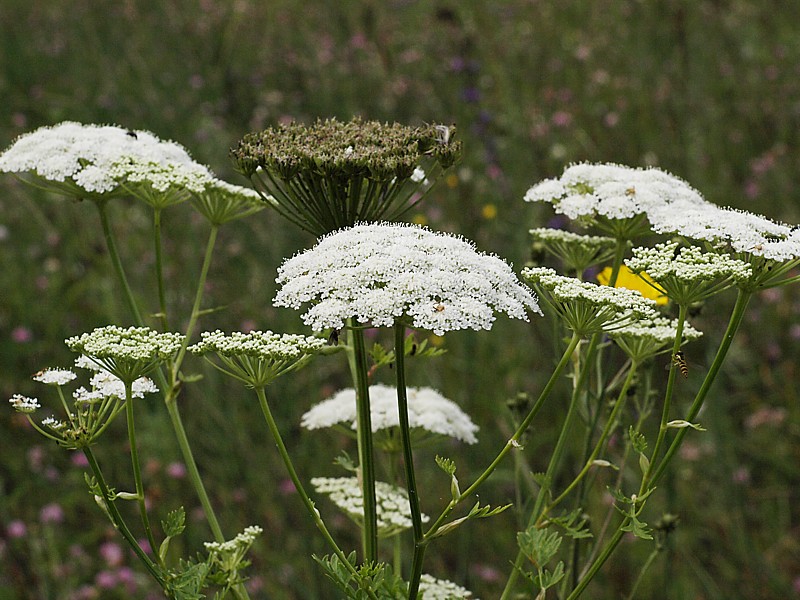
<box><xmin>231</xmin><ymin>117</ymin><xmax>462</xmax><ymax>235</ymax></box>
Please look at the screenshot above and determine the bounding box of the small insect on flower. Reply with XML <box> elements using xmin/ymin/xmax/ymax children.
<box><xmin>327</xmin><ymin>329</ymin><xmax>340</xmax><ymax>346</ymax></box>
<box><xmin>625</xmin><ymin>187</ymin><xmax>636</xmax><ymax>196</ymax></box>
<box><xmin>433</xmin><ymin>124</ymin><xmax>451</xmax><ymax>145</ymax></box>
<box><xmin>671</xmin><ymin>351</ymin><xmax>689</xmax><ymax>378</ymax></box>
<box><xmin>125</xmin><ymin>129</ymin><xmax>137</xmax><ymax>139</ymax></box>
<box><xmin>433</xmin><ymin>303</ymin><xmax>446</xmax><ymax>313</ymax></box>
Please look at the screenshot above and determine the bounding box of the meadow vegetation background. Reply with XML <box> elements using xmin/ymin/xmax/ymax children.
<box><xmin>2</xmin><ymin>1</ymin><xmax>800</xmax><ymax>598</ymax></box>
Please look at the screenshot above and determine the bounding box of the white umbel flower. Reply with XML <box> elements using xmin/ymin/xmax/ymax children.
<box><xmin>0</xmin><ymin>121</ymin><xmax>212</xmax><ymax>197</ymax></box>
<box><xmin>311</xmin><ymin>476</ymin><xmax>429</xmax><ymax>538</ymax></box>
<box><xmin>9</xmin><ymin>394</ymin><xmax>40</xmax><ymax>413</ymax></box>
<box><xmin>301</xmin><ymin>384</ymin><xmax>478</xmax><ymax>444</ymax></box>
<box><xmin>525</xmin><ymin>162</ymin><xmax>705</xmax><ymax>224</ymax></box>
<box><xmin>32</xmin><ymin>368</ymin><xmax>77</xmax><ymax>386</ymax></box>
<box><xmin>274</xmin><ymin>223</ymin><xmax>540</xmax><ymax>335</ymax></box>
<box><xmin>610</xmin><ymin>316</ymin><xmax>702</xmax><ymax>361</ymax></box>
<box><xmin>418</xmin><ymin>574</ymin><xmax>478</xmax><ymax>599</ymax></box>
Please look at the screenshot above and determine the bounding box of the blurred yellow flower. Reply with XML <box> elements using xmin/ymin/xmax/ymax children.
<box><xmin>412</xmin><ymin>213</ymin><xmax>428</xmax><ymax>225</ymax></box>
<box><xmin>597</xmin><ymin>265</ymin><xmax>668</xmax><ymax>305</ymax></box>
<box><xmin>445</xmin><ymin>173</ymin><xmax>459</xmax><ymax>188</ymax></box>
<box><xmin>481</xmin><ymin>204</ymin><xmax>498</xmax><ymax>220</ymax></box>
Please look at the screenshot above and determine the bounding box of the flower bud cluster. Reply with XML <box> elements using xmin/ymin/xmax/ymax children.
<box><xmin>418</xmin><ymin>574</ymin><xmax>478</xmax><ymax>599</ymax></box>
<box><xmin>522</xmin><ymin>267</ymin><xmax>657</xmax><ymax>334</ymax></box>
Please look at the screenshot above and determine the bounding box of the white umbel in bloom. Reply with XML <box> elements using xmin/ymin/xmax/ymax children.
<box><xmin>32</xmin><ymin>368</ymin><xmax>77</xmax><ymax>386</ymax></box>
<box><xmin>301</xmin><ymin>384</ymin><xmax>478</xmax><ymax>444</ymax></box>
<box><xmin>0</xmin><ymin>121</ymin><xmax>213</xmax><ymax>197</ymax></box>
<box><xmin>274</xmin><ymin>223</ymin><xmax>540</xmax><ymax>335</ymax></box>
<box><xmin>9</xmin><ymin>394</ymin><xmax>40</xmax><ymax>413</ymax></box>
<box><xmin>525</xmin><ymin>162</ymin><xmax>706</xmax><ymax>224</ymax></box>
<box><xmin>311</xmin><ymin>476</ymin><xmax>429</xmax><ymax>538</ymax></box>
<box><xmin>418</xmin><ymin>574</ymin><xmax>478</xmax><ymax>599</ymax></box>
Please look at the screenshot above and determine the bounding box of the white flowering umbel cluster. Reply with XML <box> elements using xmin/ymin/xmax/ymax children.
<box><xmin>626</xmin><ymin>242</ymin><xmax>753</xmax><ymax>304</ymax></box>
<box><xmin>418</xmin><ymin>574</ymin><xmax>478</xmax><ymax>599</ymax></box>
<box><xmin>522</xmin><ymin>267</ymin><xmax>657</xmax><ymax>334</ymax></box>
<box><xmin>66</xmin><ymin>326</ymin><xmax>183</xmax><ymax>383</ymax></box>
<box><xmin>311</xmin><ymin>477</ymin><xmax>429</xmax><ymax>538</ymax></box>
<box><xmin>189</xmin><ymin>330</ymin><xmax>327</xmax><ymax>387</ymax></box>
<box><xmin>9</xmin><ymin>357</ymin><xmax>160</xmax><ymax>448</ymax></box>
<box><xmin>301</xmin><ymin>384</ymin><xmax>479</xmax><ymax>445</ymax></box>
<box><xmin>0</xmin><ymin>121</ymin><xmax>213</xmax><ymax>198</ymax></box>
<box><xmin>525</xmin><ymin>162</ymin><xmax>705</xmax><ymax>237</ymax></box>
<box><xmin>274</xmin><ymin>223</ymin><xmax>541</xmax><ymax>335</ymax></box>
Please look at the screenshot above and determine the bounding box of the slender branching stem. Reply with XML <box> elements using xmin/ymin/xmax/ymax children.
<box><xmin>95</xmin><ymin>200</ymin><xmax>144</xmax><ymax>325</ymax></box>
<box><xmin>83</xmin><ymin>447</ymin><xmax>163</xmax><ymax>584</ymax></box>
<box><xmin>124</xmin><ymin>379</ymin><xmax>159</xmax><ymax>561</ymax></box>
<box><xmin>428</xmin><ymin>332</ymin><xmax>581</xmax><ymax>546</ymax></box>
<box><xmin>640</xmin><ymin>303</ymin><xmax>687</xmax><ymax>492</ymax></box>
<box><xmin>254</xmin><ymin>387</ymin><xmax>377</xmax><ymax>600</ymax></box>
<box><xmin>153</xmin><ymin>207</ymin><xmax>170</xmax><ymax>331</ymax></box>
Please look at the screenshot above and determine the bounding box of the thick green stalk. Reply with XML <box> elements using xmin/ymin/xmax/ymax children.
<box><xmin>394</xmin><ymin>322</ymin><xmax>425</xmax><ymax>598</ymax></box>
<box><xmin>347</xmin><ymin>324</ymin><xmax>379</xmax><ymax>562</ymax></box>
<box><xmin>83</xmin><ymin>448</ymin><xmax>163</xmax><ymax>585</ymax></box>
<box><xmin>427</xmin><ymin>332</ymin><xmax>581</xmax><ymax>542</ymax></box>
<box><xmin>95</xmin><ymin>200</ymin><xmax>144</xmax><ymax>325</ymax></box>
<box><xmin>124</xmin><ymin>380</ymin><xmax>159</xmax><ymax>560</ymax></box>
<box><xmin>254</xmin><ymin>387</ymin><xmax>377</xmax><ymax>600</ymax></box>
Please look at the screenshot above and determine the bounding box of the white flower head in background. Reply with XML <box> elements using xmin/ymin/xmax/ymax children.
<box><xmin>0</xmin><ymin>121</ymin><xmax>213</xmax><ymax>199</ymax></box>
<box><xmin>311</xmin><ymin>476</ymin><xmax>429</xmax><ymax>538</ymax></box>
<box><xmin>525</xmin><ymin>162</ymin><xmax>707</xmax><ymax>238</ymax></box>
<box><xmin>418</xmin><ymin>573</ymin><xmax>478</xmax><ymax>599</ymax></box>
<box><xmin>274</xmin><ymin>222</ymin><xmax>541</xmax><ymax>336</ymax></box>
<box><xmin>301</xmin><ymin>384</ymin><xmax>479</xmax><ymax>446</ymax></box>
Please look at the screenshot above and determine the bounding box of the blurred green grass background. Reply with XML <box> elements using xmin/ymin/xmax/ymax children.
<box><xmin>1</xmin><ymin>1</ymin><xmax>799</xmax><ymax>598</ymax></box>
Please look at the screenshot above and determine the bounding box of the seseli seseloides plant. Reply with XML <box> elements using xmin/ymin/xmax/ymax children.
<box><xmin>5</xmin><ymin>118</ymin><xmax>800</xmax><ymax>600</ymax></box>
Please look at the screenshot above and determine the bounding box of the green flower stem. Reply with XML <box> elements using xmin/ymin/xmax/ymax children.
<box><xmin>640</xmin><ymin>303</ymin><xmax>688</xmax><ymax>492</ymax></box>
<box><xmin>393</xmin><ymin>322</ymin><xmax>425</xmax><ymax>599</ymax></box>
<box><xmin>161</xmin><ymin>223</ymin><xmax>228</xmax><ymax>544</ymax></box>
<box><xmin>626</xmin><ymin>539</ymin><xmax>663</xmax><ymax>600</ymax></box>
<box><xmin>153</xmin><ymin>207</ymin><xmax>170</xmax><ymax>331</ymax></box>
<box><xmin>425</xmin><ymin>332</ymin><xmax>582</xmax><ymax>543</ymax></box>
<box><xmin>540</xmin><ymin>361</ymin><xmax>639</xmax><ymax>520</ymax></box>
<box><xmin>83</xmin><ymin>447</ymin><xmax>164</xmax><ymax>585</ymax></box>
<box><xmin>500</xmin><ymin>333</ymin><xmax>595</xmax><ymax>600</ymax></box>
<box><xmin>253</xmin><ymin>387</ymin><xmax>377</xmax><ymax>600</ymax></box>
<box><xmin>96</xmin><ymin>202</ymin><xmax>227</xmax><ymax>547</ymax></box>
<box><xmin>95</xmin><ymin>200</ymin><xmax>144</xmax><ymax>325</ymax></box>
<box><xmin>345</xmin><ymin>323</ymin><xmax>379</xmax><ymax>562</ymax></box>
<box><xmin>571</xmin><ymin>290</ymin><xmax>752</xmax><ymax>598</ymax></box>
<box><xmin>648</xmin><ymin>288</ymin><xmax>752</xmax><ymax>487</ymax></box>
<box><xmin>124</xmin><ymin>380</ymin><xmax>159</xmax><ymax>561</ymax></box>
<box><xmin>567</xmin><ymin>526</ymin><xmax>626</xmax><ymax>599</ymax></box>
<box><xmin>608</xmin><ymin>238</ymin><xmax>628</xmax><ymax>286</ymax></box>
